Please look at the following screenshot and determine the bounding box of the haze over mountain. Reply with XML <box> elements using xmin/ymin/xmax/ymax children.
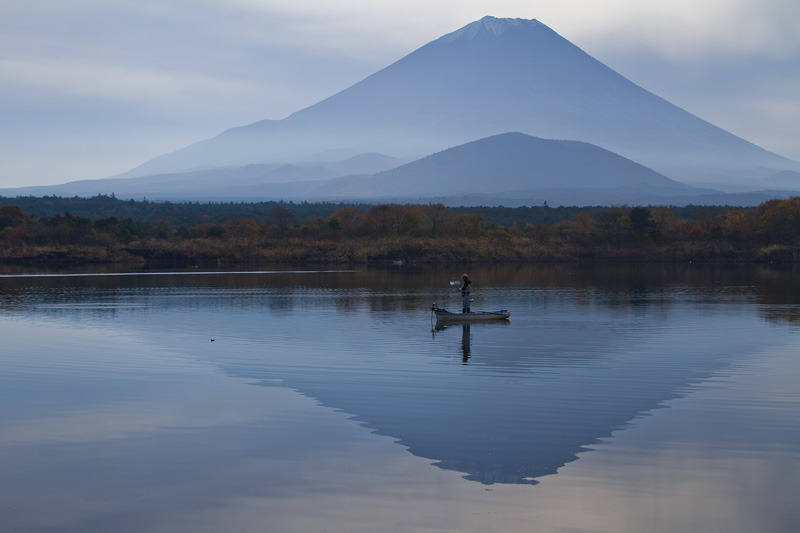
<box><xmin>9</xmin><ymin>132</ymin><xmax>794</xmax><ymax>207</ymax></box>
<box><xmin>0</xmin><ymin>133</ymin><xmax>694</xmax><ymax>204</ymax></box>
<box><xmin>0</xmin><ymin>152</ymin><xmax>407</xmax><ymax>201</ymax></box>
<box><xmin>762</xmin><ymin>170</ymin><xmax>800</xmax><ymax>190</ymax></box>
<box><xmin>3</xmin><ymin>16</ymin><xmax>799</xmax><ymax>205</ymax></box>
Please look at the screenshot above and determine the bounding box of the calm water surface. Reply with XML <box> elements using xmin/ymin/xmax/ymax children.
<box><xmin>1</xmin><ymin>264</ymin><xmax>799</xmax><ymax>532</ymax></box>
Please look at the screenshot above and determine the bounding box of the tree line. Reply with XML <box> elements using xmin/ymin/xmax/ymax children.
<box><xmin>1</xmin><ymin>197</ymin><xmax>799</xmax><ymax>266</ymax></box>
<box><xmin>0</xmin><ymin>194</ymin><xmax>588</xmax><ymax>227</ymax></box>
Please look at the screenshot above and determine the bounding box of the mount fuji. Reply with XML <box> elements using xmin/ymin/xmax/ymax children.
<box><xmin>4</xmin><ymin>16</ymin><xmax>799</xmax><ymax>204</ymax></box>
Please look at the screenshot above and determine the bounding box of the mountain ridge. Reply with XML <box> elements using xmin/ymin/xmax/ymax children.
<box><xmin>4</xmin><ymin>132</ymin><xmax>798</xmax><ymax>206</ymax></box>
<box><xmin>0</xmin><ymin>133</ymin><xmax>707</xmax><ymax>204</ymax></box>
<box><xmin>309</xmin><ymin>132</ymin><xmax>693</xmax><ymax>198</ymax></box>
<box><xmin>117</xmin><ymin>16</ymin><xmax>797</xmax><ymax>186</ymax></box>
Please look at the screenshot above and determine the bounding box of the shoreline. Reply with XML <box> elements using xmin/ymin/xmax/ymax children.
<box><xmin>1</xmin><ymin>238</ymin><xmax>797</xmax><ymax>269</ymax></box>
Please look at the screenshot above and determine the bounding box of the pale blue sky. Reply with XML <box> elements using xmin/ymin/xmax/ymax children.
<box><xmin>1</xmin><ymin>0</ymin><xmax>798</xmax><ymax>187</ymax></box>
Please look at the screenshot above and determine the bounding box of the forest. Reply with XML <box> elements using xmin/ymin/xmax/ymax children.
<box><xmin>1</xmin><ymin>195</ymin><xmax>799</xmax><ymax>266</ymax></box>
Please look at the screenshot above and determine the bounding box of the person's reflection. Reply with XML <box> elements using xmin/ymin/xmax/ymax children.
<box><xmin>461</xmin><ymin>324</ymin><xmax>471</xmax><ymax>364</ymax></box>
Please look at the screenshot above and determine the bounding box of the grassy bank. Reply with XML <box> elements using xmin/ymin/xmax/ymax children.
<box><xmin>2</xmin><ymin>235</ymin><xmax>797</xmax><ymax>268</ymax></box>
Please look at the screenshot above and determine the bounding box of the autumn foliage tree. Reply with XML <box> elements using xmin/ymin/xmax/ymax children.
<box><xmin>422</xmin><ymin>203</ymin><xmax>452</xmax><ymax>236</ymax></box>
<box><xmin>595</xmin><ymin>206</ymin><xmax>628</xmax><ymax>245</ymax></box>
<box><xmin>329</xmin><ymin>207</ymin><xmax>364</xmax><ymax>236</ymax></box>
<box><xmin>451</xmin><ymin>213</ymin><xmax>485</xmax><ymax>236</ymax></box>
<box><xmin>756</xmin><ymin>198</ymin><xmax>800</xmax><ymax>242</ymax></box>
<box><xmin>0</xmin><ymin>205</ymin><xmax>26</xmax><ymax>229</ymax></box>
<box><xmin>224</xmin><ymin>218</ymin><xmax>262</xmax><ymax>242</ymax></box>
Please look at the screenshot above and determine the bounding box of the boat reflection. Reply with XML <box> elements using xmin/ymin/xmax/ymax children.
<box><xmin>433</xmin><ymin>321</ymin><xmax>511</xmax><ymax>364</ymax></box>
<box><xmin>462</xmin><ymin>324</ymin><xmax>470</xmax><ymax>364</ymax></box>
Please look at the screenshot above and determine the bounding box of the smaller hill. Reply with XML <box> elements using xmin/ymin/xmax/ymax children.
<box><xmin>762</xmin><ymin>170</ymin><xmax>800</xmax><ymax>190</ymax></box>
<box><xmin>309</xmin><ymin>132</ymin><xmax>702</xmax><ymax>202</ymax></box>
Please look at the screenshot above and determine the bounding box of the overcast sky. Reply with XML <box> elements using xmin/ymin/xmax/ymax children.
<box><xmin>1</xmin><ymin>0</ymin><xmax>798</xmax><ymax>188</ymax></box>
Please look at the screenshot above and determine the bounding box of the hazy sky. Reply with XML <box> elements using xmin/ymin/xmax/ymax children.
<box><xmin>1</xmin><ymin>0</ymin><xmax>798</xmax><ymax>188</ymax></box>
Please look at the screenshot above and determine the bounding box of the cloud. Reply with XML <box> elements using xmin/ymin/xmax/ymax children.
<box><xmin>4</xmin><ymin>1</ymin><xmax>797</xmax><ymax>108</ymax></box>
<box><xmin>0</xmin><ymin>53</ymin><xmax>313</xmax><ymax>121</ymax></box>
<box><xmin>567</xmin><ymin>0</ymin><xmax>800</xmax><ymax>60</ymax></box>
<box><xmin>226</xmin><ymin>0</ymin><xmax>800</xmax><ymax>59</ymax></box>
<box><xmin>1</xmin><ymin>56</ymin><xmax>190</xmax><ymax>103</ymax></box>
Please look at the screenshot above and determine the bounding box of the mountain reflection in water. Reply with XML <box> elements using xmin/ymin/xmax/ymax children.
<box><xmin>2</xmin><ymin>263</ymin><xmax>798</xmax><ymax>487</ymax></box>
<box><xmin>243</xmin><ymin>303</ymin><xmax>764</xmax><ymax>484</ymax></box>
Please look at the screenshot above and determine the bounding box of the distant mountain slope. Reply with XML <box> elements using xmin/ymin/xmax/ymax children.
<box><xmin>120</xmin><ymin>16</ymin><xmax>798</xmax><ymax>185</ymax></box>
<box><xmin>8</xmin><ymin>133</ymin><xmax>798</xmax><ymax>206</ymax></box>
<box><xmin>326</xmin><ymin>153</ymin><xmax>408</xmax><ymax>176</ymax></box>
<box><xmin>762</xmin><ymin>170</ymin><xmax>800</xmax><ymax>189</ymax></box>
<box><xmin>0</xmin><ymin>155</ymin><xmax>401</xmax><ymax>200</ymax></box>
<box><xmin>310</xmin><ymin>132</ymin><xmax>694</xmax><ymax>199</ymax></box>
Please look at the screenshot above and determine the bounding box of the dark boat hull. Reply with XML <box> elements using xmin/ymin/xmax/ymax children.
<box><xmin>433</xmin><ymin>309</ymin><xmax>510</xmax><ymax>322</ymax></box>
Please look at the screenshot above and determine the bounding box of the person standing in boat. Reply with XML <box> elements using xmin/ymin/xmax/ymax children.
<box><xmin>460</xmin><ymin>273</ymin><xmax>471</xmax><ymax>313</ymax></box>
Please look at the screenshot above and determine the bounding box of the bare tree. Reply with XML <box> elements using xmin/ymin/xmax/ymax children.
<box><xmin>269</xmin><ymin>205</ymin><xmax>296</xmax><ymax>230</ymax></box>
<box><xmin>422</xmin><ymin>203</ymin><xmax>452</xmax><ymax>236</ymax></box>
<box><xmin>595</xmin><ymin>206</ymin><xmax>628</xmax><ymax>245</ymax></box>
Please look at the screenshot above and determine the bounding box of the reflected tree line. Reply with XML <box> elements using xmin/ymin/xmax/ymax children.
<box><xmin>2</xmin><ymin>262</ymin><xmax>798</xmax><ymax>324</ymax></box>
<box><xmin>1</xmin><ymin>197</ymin><xmax>800</xmax><ymax>265</ymax></box>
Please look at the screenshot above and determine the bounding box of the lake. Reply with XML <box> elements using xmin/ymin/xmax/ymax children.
<box><xmin>1</xmin><ymin>263</ymin><xmax>799</xmax><ymax>532</ymax></box>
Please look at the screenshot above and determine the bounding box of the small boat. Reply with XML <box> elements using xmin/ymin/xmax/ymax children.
<box><xmin>431</xmin><ymin>304</ymin><xmax>510</xmax><ymax>322</ymax></box>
